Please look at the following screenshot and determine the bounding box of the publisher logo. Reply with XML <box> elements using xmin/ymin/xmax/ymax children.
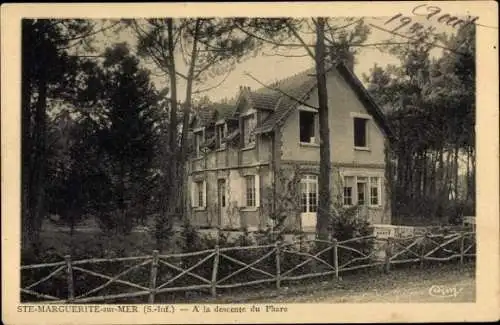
<box><xmin>428</xmin><ymin>285</ymin><xmax>463</xmax><ymax>298</ymax></box>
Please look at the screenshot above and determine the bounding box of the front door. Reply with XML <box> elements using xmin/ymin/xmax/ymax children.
<box><xmin>217</xmin><ymin>179</ymin><xmax>226</xmax><ymax>227</ymax></box>
<box><xmin>300</xmin><ymin>175</ymin><xmax>318</xmax><ymax>232</ymax></box>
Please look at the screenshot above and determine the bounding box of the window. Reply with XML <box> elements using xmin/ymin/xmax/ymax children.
<box><xmin>353</xmin><ymin>117</ymin><xmax>368</xmax><ymax>148</ymax></box>
<box><xmin>242</xmin><ymin>114</ymin><xmax>256</xmax><ymax>147</ymax></box>
<box><xmin>343</xmin><ymin>175</ymin><xmax>382</xmax><ymax>207</ymax></box>
<box><xmin>217</xmin><ymin>179</ymin><xmax>226</xmax><ymax>207</ymax></box>
<box><xmin>245</xmin><ymin>175</ymin><xmax>256</xmax><ymax>207</ymax></box>
<box><xmin>194</xmin><ymin>181</ymin><xmax>205</xmax><ymax>207</ymax></box>
<box><xmin>216</xmin><ymin>123</ymin><xmax>227</xmax><ymax>149</ymax></box>
<box><xmin>299</xmin><ymin>111</ymin><xmax>315</xmax><ymax>143</ymax></box>
<box><xmin>194</xmin><ymin>130</ymin><xmax>204</xmax><ymax>157</ymax></box>
<box><xmin>370</xmin><ymin>177</ymin><xmax>380</xmax><ymax>206</ymax></box>
<box><xmin>343</xmin><ymin>176</ymin><xmax>354</xmax><ymax>206</ymax></box>
<box><xmin>357</xmin><ymin>177</ymin><xmax>367</xmax><ymax>205</ymax></box>
<box><xmin>300</xmin><ymin>175</ymin><xmax>318</xmax><ymax>213</ymax></box>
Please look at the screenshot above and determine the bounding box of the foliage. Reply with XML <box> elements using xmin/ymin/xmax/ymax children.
<box><xmin>363</xmin><ymin>24</ymin><xmax>476</xmax><ymax>224</ymax></box>
<box><xmin>330</xmin><ymin>206</ymin><xmax>375</xmax><ymax>267</ymax></box>
<box><xmin>44</xmin><ymin>42</ymin><xmax>161</xmax><ymax>238</ymax></box>
<box><xmin>261</xmin><ymin>164</ymin><xmax>302</xmax><ymax>238</ymax></box>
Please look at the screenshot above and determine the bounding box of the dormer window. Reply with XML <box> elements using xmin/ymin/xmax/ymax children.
<box><xmin>242</xmin><ymin>114</ymin><xmax>256</xmax><ymax>148</ymax></box>
<box><xmin>216</xmin><ymin>122</ymin><xmax>227</xmax><ymax>149</ymax></box>
<box><xmin>193</xmin><ymin>128</ymin><xmax>205</xmax><ymax>157</ymax></box>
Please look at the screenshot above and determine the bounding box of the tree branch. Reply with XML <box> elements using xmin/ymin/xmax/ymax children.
<box><xmin>262</xmin><ymin>51</ymin><xmax>309</xmax><ymax>58</ymax></box>
<box><xmin>235</xmin><ymin>22</ymin><xmax>315</xmax><ymax>49</ymax></box>
<box><xmin>368</xmin><ymin>23</ymin><xmax>469</xmax><ymax>56</ymax></box>
<box><xmin>57</xmin><ymin>21</ymin><xmax>121</xmax><ymax>51</ymax></box>
<box><xmin>193</xmin><ymin>69</ymin><xmax>232</xmax><ymax>95</ymax></box>
<box><xmin>286</xmin><ymin>20</ymin><xmax>315</xmax><ymax>59</ymax></box>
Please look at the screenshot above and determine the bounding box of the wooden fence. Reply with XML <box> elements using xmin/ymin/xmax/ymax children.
<box><xmin>21</xmin><ymin>231</ymin><xmax>476</xmax><ymax>304</ymax></box>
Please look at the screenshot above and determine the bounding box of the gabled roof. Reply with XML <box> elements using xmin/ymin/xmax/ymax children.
<box><xmin>252</xmin><ymin>67</ymin><xmax>320</xmax><ymax>134</ymax></box>
<box><xmin>192</xmin><ymin>102</ymin><xmax>237</xmax><ymax>128</ymax></box>
<box><xmin>250</xmin><ymin>62</ymin><xmax>393</xmax><ymax>140</ymax></box>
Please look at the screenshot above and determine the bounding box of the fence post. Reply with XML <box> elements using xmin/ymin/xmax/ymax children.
<box><xmin>460</xmin><ymin>232</ymin><xmax>465</xmax><ymax>266</ymax></box>
<box><xmin>275</xmin><ymin>241</ymin><xmax>281</xmax><ymax>289</ymax></box>
<box><xmin>211</xmin><ymin>245</ymin><xmax>220</xmax><ymax>298</ymax></box>
<box><xmin>332</xmin><ymin>239</ymin><xmax>339</xmax><ymax>279</ymax></box>
<box><xmin>384</xmin><ymin>238</ymin><xmax>393</xmax><ymax>274</ymax></box>
<box><xmin>148</xmin><ymin>250</ymin><xmax>159</xmax><ymax>304</ymax></box>
<box><xmin>65</xmin><ymin>255</ymin><xmax>74</xmax><ymax>302</ymax></box>
<box><xmin>420</xmin><ymin>234</ymin><xmax>426</xmax><ymax>269</ymax></box>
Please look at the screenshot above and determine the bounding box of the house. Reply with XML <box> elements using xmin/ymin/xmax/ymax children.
<box><xmin>186</xmin><ymin>61</ymin><xmax>393</xmax><ymax>233</ymax></box>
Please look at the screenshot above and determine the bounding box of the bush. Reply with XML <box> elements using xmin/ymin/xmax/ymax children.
<box><xmin>330</xmin><ymin>206</ymin><xmax>375</xmax><ymax>269</ymax></box>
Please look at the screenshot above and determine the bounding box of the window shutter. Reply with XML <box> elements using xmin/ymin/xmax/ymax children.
<box><xmin>255</xmin><ymin>174</ymin><xmax>260</xmax><ymax>207</ymax></box>
<box><xmin>241</xmin><ymin>176</ymin><xmax>246</xmax><ymax>207</ymax></box>
<box><xmin>191</xmin><ymin>182</ymin><xmax>196</xmax><ymax>208</ymax></box>
<box><xmin>203</xmin><ymin>180</ymin><xmax>207</xmax><ymax>208</ymax></box>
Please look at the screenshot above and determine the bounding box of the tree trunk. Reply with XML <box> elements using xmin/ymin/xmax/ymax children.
<box><xmin>27</xmin><ymin>70</ymin><xmax>48</xmax><ymax>253</ymax></box>
<box><xmin>155</xmin><ymin>18</ymin><xmax>179</xmax><ymax>245</ymax></box>
<box><xmin>179</xmin><ymin>19</ymin><xmax>201</xmax><ymax>164</ymax></box>
<box><xmin>314</xmin><ymin>18</ymin><xmax>331</xmax><ymax>240</ymax></box>
<box><xmin>453</xmin><ymin>143</ymin><xmax>459</xmax><ymax>201</ymax></box>
<box><xmin>21</xmin><ymin>71</ymin><xmax>33</xmax><ymax>251</ymax></box>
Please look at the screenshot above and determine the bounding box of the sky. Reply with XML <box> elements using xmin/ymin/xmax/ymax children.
<box><xmin>94</xmin><ymin>17</ymin><xmax>458</xmax><ymax>103</ymax></box>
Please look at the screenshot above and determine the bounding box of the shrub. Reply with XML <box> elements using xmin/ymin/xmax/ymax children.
<box><xmin>330</xmin><ymin>206</ymin><xmax>375</xmax><ymax>269</ymax></box>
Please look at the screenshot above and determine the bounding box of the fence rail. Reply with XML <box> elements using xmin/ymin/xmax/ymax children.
<box><xmin>21</xmin><ymin>231</ymin><xmax>476</xmax><ymax>303</ymax></box>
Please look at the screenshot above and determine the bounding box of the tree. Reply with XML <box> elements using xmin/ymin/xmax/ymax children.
<box><xmin>89</xmin><ymin>43</ymin><xmax>160</xmax><ymax>234</ymax></box>
<box><xmin>363</xmin><ymin>24</ymin><xmax>476</xmax><ymax>224</ymax></box>
<box><xmin>21</xmin><ymin>19</ymin><xmax>119</xmax><ymax>251</ymax></box>
<box><xmin>314</xmin><ymin>17</ymin><xmax>332</xmax><ymax>240</ymax></box>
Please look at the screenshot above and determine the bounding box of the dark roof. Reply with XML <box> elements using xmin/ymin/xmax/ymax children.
<box><xmin>195</xmin><ymin>107</ymin><xmax>217</xmax><ymax>127</ymax></box>
<box><xmin>251</xmin><ymin>62</ymin><xmax>393</xmax><ymax>139</ymax></box>
<box><xmin>191</xmin><ymin>61</ymin><xmax>392</xmax><ymax>141</ymax></box>
<box><xmin>213</xmin><ymin>103</ymin><xmax>236</xmax><ymax>121</ymax></box>
<box><xmin>194</xmin><ymin>103</ymin><xmax>236</xmax><ymax>127</ymax></box>
<box><xmin>252</xmin><ymin>67</ymin><xmax>321</xmax><ymax>134</ymax></box>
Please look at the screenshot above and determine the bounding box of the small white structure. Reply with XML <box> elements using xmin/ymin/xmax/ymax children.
<box><xmin>463</xmin><ymin>216</ymin><xmax>476</xmax><ymax>231</ymax></box>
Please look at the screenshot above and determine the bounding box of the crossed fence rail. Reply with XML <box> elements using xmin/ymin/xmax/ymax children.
<box><xmin>21</xmin><ymin>231</ymin><xmax>476</xmax><ymax>303</ymax></box>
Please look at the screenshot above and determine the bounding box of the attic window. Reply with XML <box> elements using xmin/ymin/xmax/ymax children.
<box><xmin>353</xmin><ymin>117</ymin><xmax>368</xmax><ymax>148</ymax></box>
<box><xmin>216</xmin><ymin>123</ymin><xmax>227</xmax><ymax>149</ymax></box>
<box><xmin>299</xmin><ymin>111</ymin><xmax>315</xmax><ymax>143</ymax></box>
<box><xmin>242</xmin><ymin>114</ymin><xmax>256</xmax><ymax>147</ymax></box>
<box><xmin>194</xmin><ymin>129</ymin><xmax>204</xmax><ymax>157</ymax></box>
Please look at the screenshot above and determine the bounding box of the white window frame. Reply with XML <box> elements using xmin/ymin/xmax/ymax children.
<box><xmin>300</xmin><ymin>175</ymin><xmax>319</xmax><ymax>213</ymax></box>
<box><xmin>193</xmin><ymin>127</ymin><xmax>205</xmax><ymax>157</ymax></box>
<box><xmin>343</xmin><ymin>176</ymin><xmax>354</xmax><ymax>206</ymax></box>
<box><xmin>356</xmin><ymin>177</ymin><xmax>368</xmax><ymax>206</ymax></box>
<box><xmin>242</xmin><ymin>113</ymin><xmax>256</xmax><ymax>148</ymax></box>
<box><xmin>242</xmin><ymin>174</ymin><xmax>260</xmax><ymax>210</ymax></box>
<box><xmin>245</xmin><ymin>175</ymin><xmax>256</xmax><ymax>207</ymax></box>
<box><xmin>369</xmin><ymin>177</ymin><xmax>381</xmax><ymax>206</ymax></box>
<box><xmin>192</xmin><ymin>180</ymin><xmax>207</xmax><ymax>210</ymax></box>
<box><xmin>342</xmin><ymin>174</ymin><xmax>382</xmax><ymax>208</ymax></box>
<box><xmin>216</xmin><ymin>123</ymin><xmax>227</xmax><ymax>150</ymax></box>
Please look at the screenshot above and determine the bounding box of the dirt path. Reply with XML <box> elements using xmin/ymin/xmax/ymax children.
<box><xmin>263</xmin><ymin>276</ymin><xmax>475</xmax><ymax>303</ymax></box>
<box><xmin>205</xmin><ymin>264</ymin><xmax>476</xmax><ymax>304</ymax></box>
